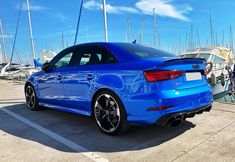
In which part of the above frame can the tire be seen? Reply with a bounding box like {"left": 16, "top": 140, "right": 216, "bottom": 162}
{"left": 93, "top": 90, "right": 129, "bottom": 135}
{"left": 25, "top": 83, "right": 40, "bottom": 111}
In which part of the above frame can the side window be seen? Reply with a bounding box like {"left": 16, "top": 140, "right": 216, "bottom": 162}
{"left": 80, "top": 54, "right": 92, "bottom": 65}
{"left": 101, "top": 48, "right": 117, "bottom": 64}
{"left": 76, "top": 46, "right": 117, "bottom": 66}
{"left": 53, "top": 52, "right": 73, "bottom": 69}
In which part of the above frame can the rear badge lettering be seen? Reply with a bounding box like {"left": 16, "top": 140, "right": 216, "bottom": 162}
{"left": 192, "top": 64, "right": 199, "bottom": 69}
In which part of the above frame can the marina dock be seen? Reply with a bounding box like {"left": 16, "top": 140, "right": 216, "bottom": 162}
{"left": 0, "top": 79, "right": 234, "bottom": 162}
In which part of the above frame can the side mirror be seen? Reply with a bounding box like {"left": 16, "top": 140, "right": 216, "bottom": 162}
{"left": 41, "top": 62, "right": 50, "bottom": 71}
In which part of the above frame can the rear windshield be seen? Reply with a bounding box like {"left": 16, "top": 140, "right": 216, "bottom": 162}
{"left": 116, "top": 43, "right": 176, "bottom": 58}
{"left": 181, "top": 54, "right": 197, "bottom": 58}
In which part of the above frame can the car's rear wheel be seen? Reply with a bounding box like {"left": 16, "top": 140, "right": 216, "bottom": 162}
{"left": 93, "top": 90, "right": 129, "bottom": 135}
{"left": 25, "top": 84, "right": 40, "bottom": 111}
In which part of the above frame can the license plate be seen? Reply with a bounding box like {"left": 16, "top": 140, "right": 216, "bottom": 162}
{"left": 185, "top": 72, "right": 202, "bottom": 81}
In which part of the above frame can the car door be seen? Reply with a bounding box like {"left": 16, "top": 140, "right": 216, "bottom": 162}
{"left": 37, "top": 48, "right": 74, "bottom": 106}
{"left": 63, "top": 45, "right": 117, "bottom": 115}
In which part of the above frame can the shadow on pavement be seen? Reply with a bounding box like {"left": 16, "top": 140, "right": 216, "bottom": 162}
{"left": 0, "top": 103, "right": 196, "bottom": 153}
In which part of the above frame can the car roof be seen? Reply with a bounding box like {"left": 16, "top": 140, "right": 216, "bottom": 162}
{"left": 75, "top": 42, "right": 131, "bottom": 46}
{"left": 68, "top": 42, "right": 140, "bottom": 62}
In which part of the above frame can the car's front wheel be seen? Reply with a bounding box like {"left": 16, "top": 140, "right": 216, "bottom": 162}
{"left": 25, "top": 83, "right": 40, "bottom": 111}
{"left": 93, "top": 90, "right": 129, "bottom": 135}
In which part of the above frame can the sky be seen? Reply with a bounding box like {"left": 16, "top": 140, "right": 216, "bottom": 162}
{"left": 0, "top": 0, "right": 235, "bottom": 64}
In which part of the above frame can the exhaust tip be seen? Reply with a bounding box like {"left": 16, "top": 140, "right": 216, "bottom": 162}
{"left": 167, "top": 116, "right": 183, "bottom": 127}
{"left": 186, "top": 113, "right": 195, "bottom": 118}
{"left": 196, "top": 110, "right": 204, "bottom": 114}
{"left": 170, "top": 118, "right": 183, "bottom": 127}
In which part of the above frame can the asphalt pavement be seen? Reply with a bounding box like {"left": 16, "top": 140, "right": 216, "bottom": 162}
{"left": 0, "top": 80, "right": 234, "bottom": 162}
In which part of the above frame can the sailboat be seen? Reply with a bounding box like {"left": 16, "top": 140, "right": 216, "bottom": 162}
{"left": 180, "top": 13, "right": 235, "bottom": 96}
{"left": 33, "top": 49, "right": 56, "bottom": 67}
{"left": 180, "top": 47, "right": 235, "bottom": 96}
{"left": 0, "top": 0, "right": 39, "bottom": 80}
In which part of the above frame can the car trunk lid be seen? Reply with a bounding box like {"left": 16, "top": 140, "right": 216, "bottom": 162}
{"left": 144, "top": 58, "right": 208, "bottom": 90}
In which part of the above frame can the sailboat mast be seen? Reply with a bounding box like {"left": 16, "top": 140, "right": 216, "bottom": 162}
{"left": 0, "top": 19, "right": 7, "bottom": 63}
{"left": 26, "top": 0, "right": 36, "bottom": 64}
{"left": 102, "top": 0, "right": 108, "bottom": 42}
{"left": 61, "top": 32, "right": 65, "bottom": 49}
{"left": 222, "top": 30, "right": 224, "bottom": 46}
{"left": 229, "top": 26, "right": 234, "bottom": 51}
{"left": 74, "top": 0, "right": 83, "bottom": 45}
{"left": 139, "top": 18, "right": 143, "bottom": 44}
{"left": 185, "top": 32, "right": 190, "bottom": 50}
{"left": 196, "top": 28, "right": 201, "bottom": 47}
{"left": 153, "top": 8, "right": 157, "bottom": 48}
{"left": 215, "top": 33, "right": 218, "bottom": 46}
{"left": 209, "top": 13, "right": 214, "bottom": 46}
{"left": 127, "top": 17, "right": 131, "bottom": 42}
{"left": 189, "top": 24, "right": 194, "bottom": 49}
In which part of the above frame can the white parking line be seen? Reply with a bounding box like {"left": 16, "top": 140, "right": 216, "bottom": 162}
{"left": 0, "top": 107, "right": 109, "bottom": 162}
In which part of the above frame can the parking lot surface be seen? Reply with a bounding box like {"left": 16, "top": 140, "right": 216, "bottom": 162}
{"left": 0, "top": 80, "right": 235, "bottom": 162}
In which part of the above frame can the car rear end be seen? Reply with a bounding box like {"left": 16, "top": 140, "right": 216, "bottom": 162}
{"left": 113, "top": 43, "right": 213, "bottom": 126}
{"left": 142, "top": 58, "right": 212, "bottom": 126}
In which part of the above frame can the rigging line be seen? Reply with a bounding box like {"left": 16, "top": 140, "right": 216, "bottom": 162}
{"left": 9, "top": 37, "right": 22, "bottom": 64}
{"left": 9, "top": 0, "right": 23, "bottom": 73}
{"left": 74, "top": 0, "right": 84, "bottom": 45}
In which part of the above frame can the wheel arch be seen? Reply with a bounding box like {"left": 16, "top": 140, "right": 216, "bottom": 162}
{"left": 24, "top": 81, "right": 33, "bottom": 92}
{"left": 24, "top": 81, "right": 38, "bottom": 97}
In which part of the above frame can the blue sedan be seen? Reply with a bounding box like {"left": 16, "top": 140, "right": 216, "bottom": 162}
{"left": 25, "top": 42, "right": 213, "bottom": 135}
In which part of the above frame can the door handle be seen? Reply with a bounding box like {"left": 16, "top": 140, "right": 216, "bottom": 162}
{"left": 57, "top": 74, "right": 63, "bottom": 80}
{"left": 86, "top": 74, "right": 94, "bottom": 80}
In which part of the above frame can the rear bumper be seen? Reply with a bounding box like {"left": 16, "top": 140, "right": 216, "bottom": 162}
{"left": 125, "top": 85, "right": 213, "bottom": 125}
{"left": 156, "top": 104, "right": 212, "bottom": 126}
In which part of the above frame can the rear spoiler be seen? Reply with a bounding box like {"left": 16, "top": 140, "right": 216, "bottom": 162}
{"left": 164, "top": 58, "right": 206, "bottom": 63}
{"left": 163, "top": 58, "right": 206, "bottom": 66}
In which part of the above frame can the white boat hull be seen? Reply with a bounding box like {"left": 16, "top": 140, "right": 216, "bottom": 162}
{"left": 212, "top": 80, "right": 230, "bottom": 96}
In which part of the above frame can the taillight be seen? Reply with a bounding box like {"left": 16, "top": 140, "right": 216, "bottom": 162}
{"left": 144, "top": 70, "right": 184, "bottom": 82}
